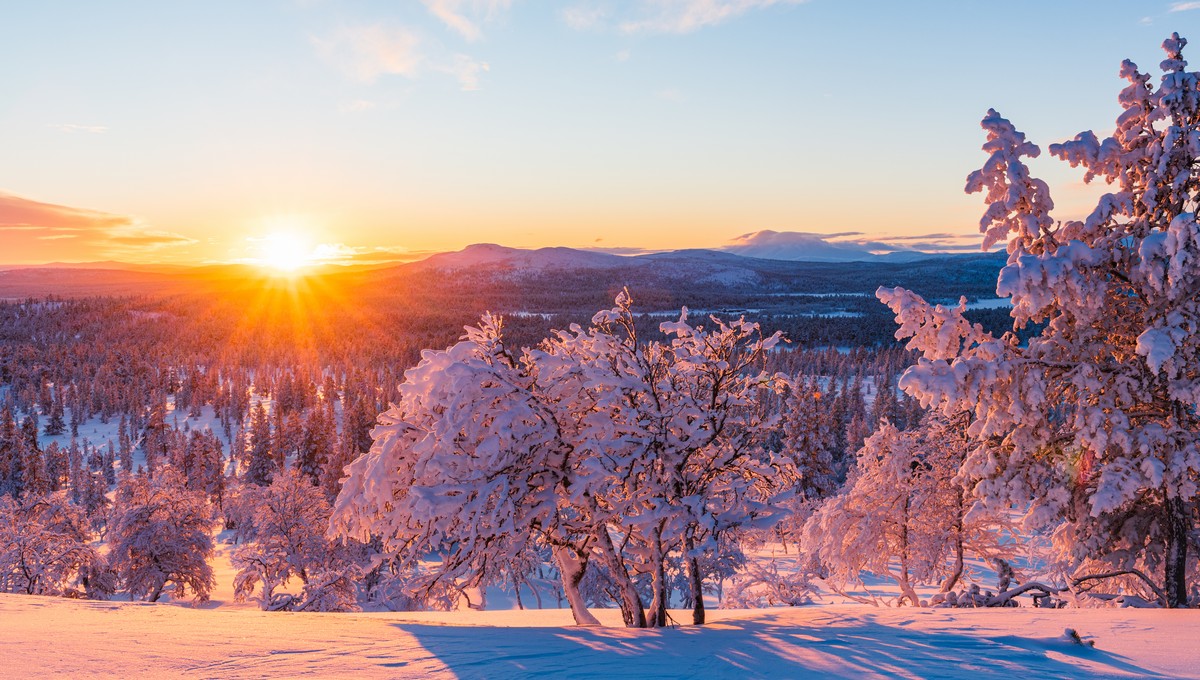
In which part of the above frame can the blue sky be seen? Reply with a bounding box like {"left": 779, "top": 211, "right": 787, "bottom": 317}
{"left": 0, "top": 1, "right": 1196, "bottom": 264}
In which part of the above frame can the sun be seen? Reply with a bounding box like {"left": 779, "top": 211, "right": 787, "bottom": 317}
{"left": 257, "top": 231, "right": 315, "bottom": 275}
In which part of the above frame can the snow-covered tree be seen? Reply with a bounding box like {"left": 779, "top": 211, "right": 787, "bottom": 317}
{"left": 233, "top": 469, "right": 358, "bottom": 612}
{"left": 803, "top": 413, "right": 1007, "bottom": 605}
{"left": 0, "top": 406, "right": 28, "bottom": 499}
{"left": 877, "top": 34, "right": 1200, "bottom": 607}
{"left": 244, "top": 402, "right": 274, "bottom": 487}
{"left": 331, "top": 293, "right": 794, "bottom": 627}
{"left": 297, "top": 403, "right": 334, "bottom": 486}
{"left": 782, "top": 376, "right": 839, "bottom": 501}
{"left": 0, "top": 491, "right": 103, "bottom": 597}
{"left": 331, "top": 311, "right": 600, "bottom": 623}
{"left": 804, "top": 422, "right": 939, "bottom": 605}
{"left": 108, "top": 469, "right": 214, "bottom": 602}
{"left": 542, "top": 295, "right": 791, "bottom": 625}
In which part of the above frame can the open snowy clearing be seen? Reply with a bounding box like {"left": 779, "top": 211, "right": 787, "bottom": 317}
{"left": 2, "top": 595, "right": 1197, "bottom": 679}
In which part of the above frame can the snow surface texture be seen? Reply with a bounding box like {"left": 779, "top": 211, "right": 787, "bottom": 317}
{"left": 1, "top": 594, "right": 1193, "bottom": 679}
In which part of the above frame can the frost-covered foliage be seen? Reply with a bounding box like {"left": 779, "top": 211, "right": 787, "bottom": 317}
{"left": 877, "top": 34, "right": 1200, "bottom": 607}
{"left": 233, "top": 469, "right": 359, "bottom": 612}
{"left": 331, "top": 292, "right": 797, "bottom": 627}
{"left": 108, "top": 468, "right": 214, "bottom": 603}
{"left": 722, "top": 559, "right": 816, "bottom": 609}
{"left": 0, "top": 491, "right": 105, "bottom": 597}
{"left": 803, "top": 414, "right": 1005, "bottom": 605}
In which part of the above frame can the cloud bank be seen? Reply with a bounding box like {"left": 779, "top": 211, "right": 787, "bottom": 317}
{"left": 0, "top": 192, "right": 195, "bottom": 264}
{"left": 720, "top": 229, "right": 986, "bottom": 261}
{"left": 561, "top": 0, "right": 808, "bottom": 34}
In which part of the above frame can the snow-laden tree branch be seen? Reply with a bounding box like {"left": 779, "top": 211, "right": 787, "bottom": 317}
{"left": 329, "top": 292, "right": 799, "bottom": 627}
{"left": 876, "top": 33, "right": 1200, "bottom": 608}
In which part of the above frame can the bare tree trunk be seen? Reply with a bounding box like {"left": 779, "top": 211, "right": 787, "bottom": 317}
{"left": 941, "top": 490, "right": 965, "bottom": 593}
{"left": 685, "top": 549, "right": 705, "bottom": 625}
{"left": 551, "top": 545, "right": 600, "bottom": 626}
{"left": 594, "top": 528, "right": 646, "bottom": 628}
{"left": 897, "top": 496, "right": 919, "bottom": 606}
{"left": 646, "top": 529, "right": 668, "bottom": 628}
{"left": 513, "top": 575, "right": 524, "bottom": 610}
{"left": 1164, "top": 495, "right": 1189, "bottom": 609}
{"left": 683, "top": 532, "right": 706, "bottom": 624}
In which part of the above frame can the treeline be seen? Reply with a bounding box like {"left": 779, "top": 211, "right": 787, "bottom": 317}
{"left": 0, "top": 287, "right": 929, "bottom": 610}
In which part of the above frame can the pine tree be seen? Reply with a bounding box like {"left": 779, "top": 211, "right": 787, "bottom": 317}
{"left": 44, "top": 389, "right": 65, "bottom": 437}
{"left": 140, "top": 403, "right": 171, "bottom": 478}
{"left": 0, "top": 407, "right": 27, "bottom": 499}
{"left": 783, "top": 376, "right": 838, "bottom": 500}
{"left": 244, "top": 402, "right": 274, "bottom": 487}
{"left": 297, "top": 405, "right": 333, "bottom": 485}
{"left": 117, "top": 415, "right": 133, "bottom": 473}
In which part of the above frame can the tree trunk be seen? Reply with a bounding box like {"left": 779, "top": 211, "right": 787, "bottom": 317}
{"left": 645, "top": 525, "right": 670, "bottom": 627}
{"left": 552, "top": 545, "right": 600, "bottom": 626}
{"left": 686, "top": 534, "right": 700, "bottom": 623}
{"left": 647, "top": 534, "right": 668, "bottom": 627}
{"left": 1164, "top": 495, "right": 1189, "bottom": 609}
{"left": 897, "top": 496, "right": 919, "bottom": 606}
{"left": 594, "top": 528, "right": 646, "bottom": 628}
{"left": 940, "top": 490, "right": 964, "bottom": 593}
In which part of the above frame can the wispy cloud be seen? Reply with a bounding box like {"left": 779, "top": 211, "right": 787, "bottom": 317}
{"left": 620, "top": 0, "right": 808, "bottom": 34}
{"left": 1169, "top": 2, "right": 1200, "bottom": 11}
{"left": 582, "top": 245, "right": 663, "bottom": 256}
{"left": 48, "top": 123, "right": 108, "bottom": 134}
{"left": 720, "top": 229, "right": 987, "bottom": 260}
{"left": 561, "top": 4, "right": 610, "bottom": 31}
{"left": 313, "top": 25, "right": 423, "bottom": 83}
{"left": 311, "top": 243, "right": 433, "bottom": 265}
{"left": 314, "top": 23, "right": 490, "bottom": 91}
{"left": 421, "top": 0, "right": 512, "bottom": 41}
{"left": 0, "top": 191, "right": 195, "bottom": 262}
{"left": 0, "top": 192, "right": 131, "bottom": 231}
{"left": 436, "top": 53, "right": 491, "bottom": 90}
{"left": 106, "top": 229, "right": 197, "bottom": 248}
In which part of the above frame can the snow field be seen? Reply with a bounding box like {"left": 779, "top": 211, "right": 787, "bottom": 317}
{"left": 2, "top": 593, "right": 1196, "bottom": 679}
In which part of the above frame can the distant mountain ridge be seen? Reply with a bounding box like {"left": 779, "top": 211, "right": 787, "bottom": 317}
{"left": 409, "top": 244, "right": 627, "bottom": 271}
{"left": 0, "top": 243, "right": 1006, "bottom": 303}
{"left": 408, "top": 242, "right": 961, "bottom": 274}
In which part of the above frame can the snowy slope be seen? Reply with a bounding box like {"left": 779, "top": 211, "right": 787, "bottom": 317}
{"left": 0, "top": 594, "right": 1193, "bottom": 679}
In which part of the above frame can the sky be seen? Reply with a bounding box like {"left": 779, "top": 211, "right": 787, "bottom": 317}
{"left": 0, "top": 0, "right": 1197, "bottom": 266}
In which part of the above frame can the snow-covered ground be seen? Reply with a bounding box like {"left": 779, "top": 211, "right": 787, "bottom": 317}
{"left": 8, "top": 538, "right": 1197, "bottom": 679}
{"left": 2, "top": 593, "right": 1195, "bottom": 678}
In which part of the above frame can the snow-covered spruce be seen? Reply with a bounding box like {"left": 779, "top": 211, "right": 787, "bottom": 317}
{"left": 877, "top": 34, "right": 1200, "bottom": 608}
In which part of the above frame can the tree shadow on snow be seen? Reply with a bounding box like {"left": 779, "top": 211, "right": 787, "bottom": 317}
{"left": 391, "top": 612, "right": 1166, "bottom": 679}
